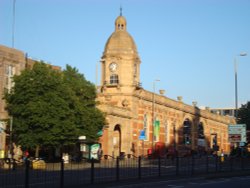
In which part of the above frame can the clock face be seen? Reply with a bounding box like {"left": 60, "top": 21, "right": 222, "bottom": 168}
{"left": 109, "top": 63, "right": 117, "bottom": 72}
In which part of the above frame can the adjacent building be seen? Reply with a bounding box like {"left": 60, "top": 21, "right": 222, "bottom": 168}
{"left": 210, "top": 108, "right": 236, "bottom": 118}
{"left": 0, "top": 45, "right": 60, "bottom": 158}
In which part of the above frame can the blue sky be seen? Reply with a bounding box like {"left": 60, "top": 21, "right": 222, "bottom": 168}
{"left": 1, "top": 0, "right": 250, "bottom": 109}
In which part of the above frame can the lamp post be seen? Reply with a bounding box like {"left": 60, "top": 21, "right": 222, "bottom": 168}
{"left": 173, "top": 121, "right": 176, "bottom": 155}
{"left": 152, "top": 79, "right": 160, "bottom": 149}
{"left": 234, "top": 52, "right": 247, "bottom": 118}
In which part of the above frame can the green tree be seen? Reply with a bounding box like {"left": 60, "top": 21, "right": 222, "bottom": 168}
{"left": 63, "top": 65, "right": 105, "bottom": 141}
{"left": 238, "top": 101, "right": 250, "bottom": 130}
{"left": 4, "top": 63, "right": 105, "bottom": 156}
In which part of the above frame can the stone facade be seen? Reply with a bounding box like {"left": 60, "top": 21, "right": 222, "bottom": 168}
{"left": 97, "top": 15, "right": 235, "bottom": 157}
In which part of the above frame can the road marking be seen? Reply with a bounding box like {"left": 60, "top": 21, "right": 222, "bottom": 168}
{"left": 200, "top": 178, "right": 230, "bottom": 185}
{"left": 109, "top": 177, "right": 205, "bottom": 187}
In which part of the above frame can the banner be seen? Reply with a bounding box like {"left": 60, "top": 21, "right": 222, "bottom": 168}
{"left": 154, "top": 120, "right": 160, "bottom": 141}
{"left": 90, "top": 144, "right": 100, "bottom": 160}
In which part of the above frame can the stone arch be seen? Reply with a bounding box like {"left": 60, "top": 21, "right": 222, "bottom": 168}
{"left": 113, "top": 124, "right": 121, "bottom": 157}
{"left": 198, "top": 122, "right": 205, "bottom": 139}
{"left": 182, "top": 118, "right": 192, "bottom": 146}
{"left": 197, "top": 121, "right": 207, "bottom": 152}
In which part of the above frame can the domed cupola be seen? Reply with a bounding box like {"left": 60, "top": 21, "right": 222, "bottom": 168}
{"left": 103, "top": 13, "right": 139, "bottom": 58}
{"left": 100, "top": 11, "right": 141, "bottom": 93}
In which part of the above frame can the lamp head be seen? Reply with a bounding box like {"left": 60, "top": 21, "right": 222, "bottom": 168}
{"left": 240, "top": 52, "right": 247, "bottom": 56}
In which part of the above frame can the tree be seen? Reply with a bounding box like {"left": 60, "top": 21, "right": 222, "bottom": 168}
{"left": 4, "top": 63, "right": 105, "bottom": 156}
{"left": 62, "top": 65, "right": 105, "bottom": 141}
{"left": 237, "top": 101, "right": 250, "bottom": 130}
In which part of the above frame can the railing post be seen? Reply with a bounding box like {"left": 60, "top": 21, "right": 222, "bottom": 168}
{"left": 138, "top": 156, "right": 141, "bottom": 179}
{"left": 158, "top": 156, "right": 161, "bottom": 177}
{"left": 215, "top": 155, "right": 218, "bottom": 172}
{"left": 91, "top": 158, "right": 94, "bottom": 184}
{"left": 116, "top": 157, "right": 120, "bottom": 182}
{"left": 230, "top": 157, "right": 233, "bottom": 172}
{"left": 191, "top": 155, "right": 195, "bottom": 175}
{"left": 206, "top": 155, "right": 209, "bottom": 173}
{"left": 24, "top": 159, "right": 30, "bottom": 188}
{"left": 60, "top": 159, "right": 64, "bottom": 188}
{"left": 176, "top": 156, "right": 179, "bottom": 176}
{"left": 241, "top": 156, "right": 244, "bottom": 170}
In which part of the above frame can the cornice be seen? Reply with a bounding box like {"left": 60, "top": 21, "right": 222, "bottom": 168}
{"left": 133, "top": 89, "right": 235, "bottom": 125}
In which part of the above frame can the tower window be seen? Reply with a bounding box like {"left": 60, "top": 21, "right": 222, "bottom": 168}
{"left": 110, "top": 74, "right": 119, "bottom": 85}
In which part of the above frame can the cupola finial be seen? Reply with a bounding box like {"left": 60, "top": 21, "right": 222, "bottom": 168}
{"left": 120, "top": 5, "right": 122, "bottom": 16}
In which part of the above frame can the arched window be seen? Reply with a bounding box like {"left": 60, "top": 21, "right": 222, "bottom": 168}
{"left": 183, "top": 119, "right": 192, "bottom": 145}
{"left": 198, "top": 122, "right": 205, "bottom": 139}
{"left": 110, "top": 74, "right": 119, "bottom": 85}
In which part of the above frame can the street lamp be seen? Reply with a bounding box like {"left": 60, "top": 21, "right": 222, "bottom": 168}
{"left": 152, "top": 79, "right": 160, "bottom": 149}
{"left": 234, "top": 52, "right": 247, "bottom": 118}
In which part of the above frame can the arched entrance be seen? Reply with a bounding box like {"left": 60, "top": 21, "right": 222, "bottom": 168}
{"left": 183, "top": 119, "right": 192, "bottom": 146}
{"left": 113, "top": 124, "right": 121, "bottom": 157}
{"left": 197, "top": 122, "right": 206, "bottom": 152}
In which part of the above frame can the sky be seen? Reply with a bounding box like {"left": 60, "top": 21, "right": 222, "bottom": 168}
{"left": 1, "top": 0, "right": 250, "bottom": 109}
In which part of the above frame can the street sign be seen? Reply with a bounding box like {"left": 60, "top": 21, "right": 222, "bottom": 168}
{"left": 139, "top": 130, "right": 146, "bottom": 140}
{"left": 228, "top": 124, "right": 246, "bottom": 143}
{"left": 229, "top": 134, "right": 241, "bottom": 142}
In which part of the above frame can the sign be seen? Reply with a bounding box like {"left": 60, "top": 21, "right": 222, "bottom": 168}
{"left": 139, "top": 130, "right": 146, "bottom": 140}
{"left": 229, "top": 134, "right": 241, "bottom": 142}
{"left": 78, "top": 135, "right": 86, "bottom": 140}
{"left": 90, "top": 144, "right": 100, "bottom": 160}
{"left": 97, "top": 130, "right": 103, "bottom": 136}
{"left": 228, "top": 124, "right": 246, "bottom": 143}
{"left": 154, "top": 120, "right": 160, "bottom": 141}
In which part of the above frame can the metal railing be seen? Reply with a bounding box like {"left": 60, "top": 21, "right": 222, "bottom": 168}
{"left": 1, "top": 155, "right": 250, "bottom": 188}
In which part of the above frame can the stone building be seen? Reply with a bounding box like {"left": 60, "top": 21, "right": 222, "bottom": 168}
{"left": 0, "top": 45, "right": 60, "bottom": 158}
{"left": 97, "top": 14, "right": 235, "bottom": 157}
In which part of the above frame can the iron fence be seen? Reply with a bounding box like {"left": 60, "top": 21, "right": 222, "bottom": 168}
{"left": 1, "top": 155, "right": 250, "bottom": 188}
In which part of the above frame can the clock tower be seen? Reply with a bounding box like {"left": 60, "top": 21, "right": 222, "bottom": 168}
{"left": 100, "top": 14, "right": 141, "bottom": 93}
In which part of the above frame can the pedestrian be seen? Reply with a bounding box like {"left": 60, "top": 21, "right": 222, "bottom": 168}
{"left": 23, "top": 150, "right": 29, "bottom": 161}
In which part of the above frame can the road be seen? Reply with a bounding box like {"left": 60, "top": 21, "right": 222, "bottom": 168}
{"left": 105, "top": 176, "right": 250, "bottom": 188}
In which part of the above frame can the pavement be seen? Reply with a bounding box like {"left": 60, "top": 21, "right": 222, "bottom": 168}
{"left": 70, "top": 169, "right": 250, "bottom": 188}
